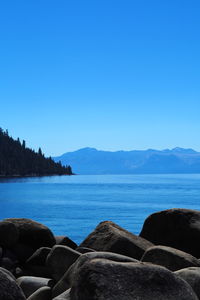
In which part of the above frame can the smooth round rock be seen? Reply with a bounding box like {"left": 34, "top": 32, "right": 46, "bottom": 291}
{"left": 75, "top": 247, "right": 95, "bottom": 254}
{"left": 17, "top": 276, "right": 55, "bottom": 298}
{"left": 142, "top": 245, "right": 200, "bottom": 271}
{"left": 70, "top": 259, "right": 198, "bottom": 300}
{"left": 27, "top": 286, "right": 52, "bottom": 300}
{"left": 0, "top": 268, "right": 26, "bottom": 300}
{"left": 11, "top": 242, "right": 35, "bottom": 263}
{"left": 55, "top": 236, "right": 77, "bottom": 250}
{"left": 52, "top": 251, "right": 138, "bottom": 297}
{"left": 80, "top": 220, "right": 153, "bottom": 260}
{"left": 46, "top": 245, "right": 80, "bottom": 281}
{"left": 140, "top": 208, "right": 200, "bottom": 257}
{"left": 53, "top": 289, "right": 71, "bottom": 300}
{"left": 0, "top": 221, "right": 19, "bottom": 247}
{"left": 4, "top": 218, "right": 56, "bottom": 250}
{"left": 175, "top": 267, "right": 200, "bottom": 299}
{"left": 26, "top": 247, "right": 51, "bottom": 266}
{"left": 0, "top": 267, "right": 16, "bottom": 280}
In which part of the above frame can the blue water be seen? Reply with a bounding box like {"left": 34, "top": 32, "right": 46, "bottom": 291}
{"left": 0, "top": 174, "right": 200, "bottom": 244}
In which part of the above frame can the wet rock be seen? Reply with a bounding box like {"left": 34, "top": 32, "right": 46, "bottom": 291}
{"left": 141, "top": 245, "right": 200, "bottom": 271}
{"left": 70, "top": 259, "right": 198, "bottom": 300}
{"left": 80, "top": 221, "right": 153, "bottom": 260}
{"left": 140, "top": 208, "right": 200, "bottom": 257}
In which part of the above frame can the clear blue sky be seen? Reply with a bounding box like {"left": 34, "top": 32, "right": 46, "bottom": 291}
{"left": 1, "top": 0, "right": 200, "bottom": 156}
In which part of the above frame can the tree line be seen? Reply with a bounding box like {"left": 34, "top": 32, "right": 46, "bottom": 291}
{"left": 0, "top": 128, "right": 73, "bottom": 176}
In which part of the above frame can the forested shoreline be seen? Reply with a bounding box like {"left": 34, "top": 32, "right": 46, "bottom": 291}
{"left": 0, "top": 128, "right": 73, "bottom": 176}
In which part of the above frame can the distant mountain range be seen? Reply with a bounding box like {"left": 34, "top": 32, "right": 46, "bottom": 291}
{"left": 53, "top": 147, "right": 200, "bottom": 175}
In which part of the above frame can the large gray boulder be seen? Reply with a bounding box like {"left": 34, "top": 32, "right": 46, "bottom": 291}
{"left": 141, "top": 245, "right": 200, "bottom": 271}
{"left": 140, "top": 208, "right": 200, "bottom": 257}
{"left": 75, "top": 247, "right": 95, "bottom": 254}
{"left": 80, "top": 221, "right": 153, "bottom": 259}
{"left": 0, "top": 267, "right": 16, "bottom": 280}
{"left": 12, "top": 242, "right": 35, "bottom": 263}
{"left": 55, "top": 236, "right": 77, "bottom": 250}
{"left": 27, "top": 286, "right": 52, "bottom": 300}
{"left": 0, "top": 221, "right": 19, "bottom": 247}
{"left": 46, "top": 245, "right": 81, "bottom": 281}
{"left": 52, "top": 251, "right": 138, "bottom": 297}
{"left": 1, "top": 248, "right": 18, "bottom": 272}
{"left": 25, "top": 247, "right": 52, "bottom": 277}
{"left": 53, "top": 289, "right": 71, "bottom": 300}
{"left": 175, "top": 267, "right": 200, "bottom": 299}
{"left": 17, "top": 276, "right": 54, "bottom": 298}
{"left": 26, "top": 247, "right": 51, "bottom": 266}
{"left": 70, "top": 259, "right": 198, "bottom": 300}
{"left": 4, "top": 218, "right": 56, "bottom": 250}
{"left": 0, "top": 268, "right": 26, "bottom": 300}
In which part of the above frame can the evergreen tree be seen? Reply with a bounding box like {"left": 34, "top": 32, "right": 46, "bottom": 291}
{"left": 0, "top": 128, "right": 73, "bottom": 176}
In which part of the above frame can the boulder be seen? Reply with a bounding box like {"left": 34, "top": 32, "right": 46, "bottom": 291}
{"left": 11, "top": 242, "right": 35, "bottom": 262}
{"left": 1, "top": 257, "right": 16, "bottom": 272}
{"left": 27, "top": 286, "right": 52, "bottom": 300}
{"left": 0, "top": 221, "right": 19, "bottom": 247}
{"left": 175, "top": 267, "right": 200, "bottom": 299}
{"left": 1, "top": 248, "right": 18, "bottom": 272}
{"left": 52, "top": 251, "right": 138, "bottom": 297}
{"left": 4, "top": 218, "right": 56, "bottom": 250}
{"left": 75, "top": 247, "right": 95, "bottom": 254}
{"left": 53, "top": 289, "right": 71, "bottom": 300}
{"left": 140, "top": 208, "right": 200, "bottom": 257}
{"left": 0, "top": 266, "right": 16, "bottom": 280}
{"left": 79, "top": 221, "right": 153, "bottom": 259}
{"left": 141, "top": 245, "right": 200, "bottom": 271}
{"left": 25, "top": 247, "right": 52, "bottom": 277}
{"left": 0, "top": 267, "right": 26, "bottom": 299}
{"left": 26, "top": 247, "right": 51, "bottom": 266}
{"left": 25, "top": 265, "right": 52, "bottom": 278}
{"left": 70, "top": 259, "right": 198, "bottom": 300}
{"left": 46, "top": 245, "right": 81, "bottom": 281}
{"left": 17, "top": 276, "right": 55, "bottom": 298}
{"left": 15, "top": 267, "right": 25, "bottom": 278}
{"left": 55, "top": 236, "right": 77, "bottom": 250}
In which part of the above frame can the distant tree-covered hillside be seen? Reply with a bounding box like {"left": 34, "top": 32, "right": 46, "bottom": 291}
{"left": 0, "top": 128, "right": 73, "bottom": 176}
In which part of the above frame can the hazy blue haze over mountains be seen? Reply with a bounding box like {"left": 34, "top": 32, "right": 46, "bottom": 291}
{"left": 54, "top": 147, "right": 200, "bottom": 175}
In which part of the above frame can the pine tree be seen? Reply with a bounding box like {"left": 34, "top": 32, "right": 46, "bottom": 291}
{"left": 0, "top": 128, "right": 73, "bottom": 176}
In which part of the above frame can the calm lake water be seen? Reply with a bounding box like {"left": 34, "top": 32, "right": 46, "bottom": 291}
{"left": 0, "top": 174, "right": 200, "bottom": 244}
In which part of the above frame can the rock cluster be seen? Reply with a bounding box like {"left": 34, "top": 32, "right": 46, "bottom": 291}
{"left": 1, "top": 209, "right": 200, "bottom": 299}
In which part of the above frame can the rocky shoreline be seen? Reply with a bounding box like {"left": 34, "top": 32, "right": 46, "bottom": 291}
{"left": 1, "top": 208, "right": 200, "bottom": 299}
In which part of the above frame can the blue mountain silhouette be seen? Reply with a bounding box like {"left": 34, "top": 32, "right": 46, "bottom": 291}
{"left": 53, "top": 147, "right": 200, "bottom": 174}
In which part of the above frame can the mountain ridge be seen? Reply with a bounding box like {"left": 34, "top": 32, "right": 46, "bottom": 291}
{"left": 54, "top": 147, "right": 200, "bottom": 175}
